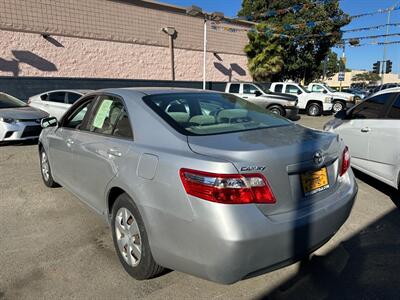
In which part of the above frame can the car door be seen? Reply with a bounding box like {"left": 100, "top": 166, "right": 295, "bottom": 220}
{"left": 241, "top": 84, "right": 262, "bottom": 104}
{"left": 69, "top": 95, "right": 133, "bottom": 213}
{"left": 335, "top": 93, "right": 393, "bottom": 171}
{"left": 285, "top": 84, "right": 306, "bottom": 109}
{"left": 47, "top": 96, "right": 96, "bottom": 189}
{"left": 47, "top": 91, "right": 70, "bottom": 120}
{"left": 366, "top": 94, "right": 400, "bottom": 186}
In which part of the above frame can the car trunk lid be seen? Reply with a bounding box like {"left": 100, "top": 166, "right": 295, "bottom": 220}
{"left": 187, "top": 124, "right": 341, "bottom": 216}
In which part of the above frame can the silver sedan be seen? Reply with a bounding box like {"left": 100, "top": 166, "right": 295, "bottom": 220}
{"left": 38, "top": 88, "right": 357, "bottom": 284}
{"left": 0, "top": 92, "right": 48, "bottom": 142}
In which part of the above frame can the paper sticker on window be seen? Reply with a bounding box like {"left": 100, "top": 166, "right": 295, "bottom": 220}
{"left": 93, "top": 99, "right": 113, "bottom": 128}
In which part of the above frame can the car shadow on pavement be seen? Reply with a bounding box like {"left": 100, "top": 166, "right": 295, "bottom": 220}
{"left": 0, "top": 139, "right": 38, "bottom": 147}
{"left": 352, "top": 168, "right": 400, "bottom": 208}
{"left": 256, "top": 171, "right": 400, "bottom": 300}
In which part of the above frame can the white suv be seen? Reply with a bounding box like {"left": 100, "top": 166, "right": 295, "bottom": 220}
{"left": 268, "top": 82, "right": 333, "bottom": 116}
{"left": 28, "top": 89, "right": 92, "bottom": 120}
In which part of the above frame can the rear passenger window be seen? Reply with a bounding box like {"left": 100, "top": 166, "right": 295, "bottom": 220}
{"left": 67, "top": 93, "right": 82, "bottom": 104}
{"left": 351, "top": 93, "right": 392, "bottom": 119}
{"left": 48, "top": 92, "right": 66, "bottom": 103}
{"left": 88, "top": 96, "right": 132, "bottom": 138}
{"left": 275, "top": 84, "right": 283, "bottom": 93}
{"left": 388, "top": 97, "right": 400, "bottom": 119}
{"left": 229, "top": 84, "right": 240, "bottom": 93}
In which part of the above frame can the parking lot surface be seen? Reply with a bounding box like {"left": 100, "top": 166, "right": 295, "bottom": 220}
{"left": 1, "top": 115, "right": 399, "bottom": 299}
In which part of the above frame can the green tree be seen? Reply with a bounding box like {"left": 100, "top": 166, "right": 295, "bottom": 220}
{"left": 352, "top": 72, "right": 381, "bottom": 85}
{"left": 244, "top": 24, "right": 284, "bottom": 81}
{"left": 239, "top": 0, "right": 350, "bottom": 83}
{"left": 319, "top": 50, "right": 348, "bottom": 79}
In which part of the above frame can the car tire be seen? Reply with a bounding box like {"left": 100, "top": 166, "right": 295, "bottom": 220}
{"left": 307, "top": 103, "right": 322, "bottom": 117}
{"left": 332, "top": 101, "right": 345, "bottom": 113}
{"left": 39, "top": 147, "right": 59, "bottom": 188}
{"left": 269, "top": 105, "right": 284, "bottom": 116}
{"left": 111, "top": 193, "right": 164, "bottom": 280}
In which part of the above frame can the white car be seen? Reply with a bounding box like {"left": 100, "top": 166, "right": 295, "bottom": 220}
{"left": 324, "top": 88, "right": 400, "bottom": 189}
{"left": 0, "top": 92, "right": 48, "bottom": 142}
{"left": 268, "top": 82, "right": 333, "bottom": 116}
{"left": 28, "top": 89, "right": 92, "bottom": 120}
{"left": 308, "top": 83, "right": 356, "bottom": 113}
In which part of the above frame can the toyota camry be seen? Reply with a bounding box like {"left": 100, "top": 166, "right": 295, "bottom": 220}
{"left": 38, "top": 88, "right": 357, "bottom": 284}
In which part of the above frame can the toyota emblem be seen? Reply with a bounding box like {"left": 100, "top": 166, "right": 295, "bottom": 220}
{"left": 313, "top": 151, "right": 324, "bottom": 166}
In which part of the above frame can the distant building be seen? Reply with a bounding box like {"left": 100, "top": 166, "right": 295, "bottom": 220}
{"left": 325, "top": 70, "right": 400, "bottom": 88}
{"left": 0, "top": 0, "right": 252, "bottom": 82}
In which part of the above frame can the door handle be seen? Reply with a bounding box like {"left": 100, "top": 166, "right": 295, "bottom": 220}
{"left": 242, "top": 96, "right": 248, "bottom": 99}
{"left": 107, "top": 149, "right": 122, "bottom": 157}
{"left": 361, "top": 127, "right": 371, "bottom": 133}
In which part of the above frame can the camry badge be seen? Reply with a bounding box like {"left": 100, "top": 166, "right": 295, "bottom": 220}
{"left": 241, "top": 166, "right": 266, "bottom": 172}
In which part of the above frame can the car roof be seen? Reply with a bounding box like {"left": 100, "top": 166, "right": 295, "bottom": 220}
{"left": 94, "top": 87, "right": 224, "bottom": 96}
{"left": 40, "top": 89, "right": 93, "bottom": 94}
{"left": 373, "top": 87, "right": 400, "bottom": 96}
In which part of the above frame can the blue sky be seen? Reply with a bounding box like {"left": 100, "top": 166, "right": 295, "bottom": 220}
{"left": 164, "top": 0, "right": 400, "bottom": 73}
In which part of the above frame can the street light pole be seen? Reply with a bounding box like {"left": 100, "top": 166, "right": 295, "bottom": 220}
{"left": 382, "top": 10, "right": 391, "bottom": 84}
{"left": 186, "top": 6, "right": 224, "bottom": 91}
{"left": 203, "top": 18, "right": 207, "bottom": 90}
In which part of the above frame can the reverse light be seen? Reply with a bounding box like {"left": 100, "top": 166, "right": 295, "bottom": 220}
{"left": 179, "top": 168, "right": 276, "bottom": 204}
{"left": 340, "top": 146, "right": 350, "bottom": 176}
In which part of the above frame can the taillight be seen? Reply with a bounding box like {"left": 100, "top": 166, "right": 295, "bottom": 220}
{"left": 179, "top": 168, "right": 276, "bottom": 204}
{"left": 340, "top": 146, "right": 350, "bottom": 176}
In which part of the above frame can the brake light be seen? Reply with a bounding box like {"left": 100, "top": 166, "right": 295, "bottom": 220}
{"left": 340, "top": 146, "right": 350, "bottom": 176}
{"left": 179, "top": 168, "right": 276, "bottom": 204}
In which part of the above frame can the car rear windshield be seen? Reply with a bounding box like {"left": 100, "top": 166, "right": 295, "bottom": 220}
{"left": 0, "top": 93, "right": 27, "bottom": 109}
{"left": 143, "top": 92, "right": 290, "bottom": 136}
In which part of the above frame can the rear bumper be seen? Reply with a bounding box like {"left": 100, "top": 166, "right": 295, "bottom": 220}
{"left": 149, "top": 170, "right": 357, "bottom": 284}
{"left": 284, "top": 107, "right": 300, "bottom": 120}
{"left": 0, "top": 121, "right": 42, "bottom": 142}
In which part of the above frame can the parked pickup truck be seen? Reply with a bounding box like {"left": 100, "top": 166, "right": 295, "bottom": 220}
{"left": 266, "top": 82, "right": 333, "bottom": 116}
{"left": 225, "top": 82, "right": 300, "bottom": 120}
{"left": 307, "top": 83, "right": 356, "bottom": 113}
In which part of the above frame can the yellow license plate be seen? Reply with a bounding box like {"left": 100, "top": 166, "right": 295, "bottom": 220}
{"left": 301, "top": 167, "right": 329, "bottom": 196}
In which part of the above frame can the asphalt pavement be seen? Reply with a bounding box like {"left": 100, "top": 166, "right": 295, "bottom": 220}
{"left": 0, "top": 115, "right": 399, "bottom": 299}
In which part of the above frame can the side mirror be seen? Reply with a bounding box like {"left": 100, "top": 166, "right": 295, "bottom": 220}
{"left": 41, "top": 117, "right": 58, "bottom": 128}
{"left": 40, "top": 94, "right": 48, "bottom": 101}
{"left": 254, "top": 90, "right": 262, "bottom": 97}
{"left": 334, "top": 110, "right": 347, "bottom": 120}
{"left": 323, "top": 90, "right": 328, "bottom": 94}
{"left": 297, "top": 90, "right": 302, "bottom": 95}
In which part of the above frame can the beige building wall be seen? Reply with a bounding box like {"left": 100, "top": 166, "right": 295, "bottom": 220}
{"left": 0, "top": 0, "right": 252, "bottom": 81}
{"left": 325, "top": 70, "right": 400, "bottom": 88}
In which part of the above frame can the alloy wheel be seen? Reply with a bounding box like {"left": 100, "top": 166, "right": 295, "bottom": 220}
{"left": 41, "top": 151, "right": 50, "bottom": 182}
{"left": 333, "top": 102, "right": 344, "bottom": 113}
{"left": 115, "top": 207, "right": 142, "bottom": 267}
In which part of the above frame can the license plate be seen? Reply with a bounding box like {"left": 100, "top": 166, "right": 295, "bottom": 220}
{"left": 301, "top": 167, "right": 329, "bottom": 196}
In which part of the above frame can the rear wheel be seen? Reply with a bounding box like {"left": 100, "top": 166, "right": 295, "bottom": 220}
{"left": 39, "top": 147, "right": 59, "bottom": 188}
{"left": 332, "top": 101, "right": 345, "bottom": 113}
{"left": 307, "top": 103, "right": 322, "bottom": 116}
{"left": 111, "top": 193, "right": 164, "bottom": 280}
{"left": 269, "top": 105, "right": 284, "bottom": 116}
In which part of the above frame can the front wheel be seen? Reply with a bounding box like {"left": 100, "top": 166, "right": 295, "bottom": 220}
{"left": 111, "top": 193, "right": 164, "bottom": 280}
{"left": 307, "top": 103, "right": 322, "bottom": 116}
{"left": 39, "top": 147, "right": 59, "bottom": 188}
{"left": 332, "top": 101, "right": 345, "bottom": 113}
{"left": 269, "top": 105, "right": 284, "bottom": 116}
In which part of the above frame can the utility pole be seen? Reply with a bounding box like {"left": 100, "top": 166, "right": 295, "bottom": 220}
{"left": 382, "top": 9, "right": 392, "bottom": 84}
